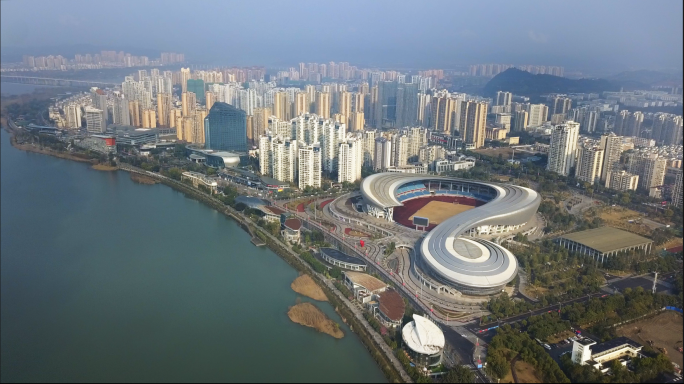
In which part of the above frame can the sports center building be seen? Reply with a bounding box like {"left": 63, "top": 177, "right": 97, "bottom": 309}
{"left": 360, "top": 173, "right": 541, "bottom": 295}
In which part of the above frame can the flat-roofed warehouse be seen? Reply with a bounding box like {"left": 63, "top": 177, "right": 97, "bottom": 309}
{"left": 557, "top": 227, "right": 653, "bottom": 262}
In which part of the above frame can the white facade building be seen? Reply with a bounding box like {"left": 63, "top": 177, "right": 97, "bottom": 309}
{"left": 547, "top": 121, "right": 579, "bottom": 176}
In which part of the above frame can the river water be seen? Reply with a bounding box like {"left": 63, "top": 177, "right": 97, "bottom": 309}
{"left": 0, "top": 129, "right": 385, "bottom": 383}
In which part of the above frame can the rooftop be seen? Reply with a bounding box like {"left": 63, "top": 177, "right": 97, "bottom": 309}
{"left": 321, "top": 248, "right": 366, "bottom": 266}
{"left": 344, "top": 271, "right": 387, "bottom": 292}
{"left": 591, "top": 337, "right": 641, "bottom": 356}
{"left": 284, "top": 218, "right": 302, "bottom": 231}
{"left": 402, "top": 314, "right": 445, "bottom": 355}
{"left": 377, "top": 289, "right": 405, "bottom": 322}
{"left": 559, "top": 227, "right": 653, "bottom": 254}
{"left": 261, "top": 206, "right": 286, "bottom": 215}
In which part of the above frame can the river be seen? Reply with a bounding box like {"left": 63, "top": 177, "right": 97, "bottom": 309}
{"left": 0, "top": 129, "right": 385, "bottom": 383}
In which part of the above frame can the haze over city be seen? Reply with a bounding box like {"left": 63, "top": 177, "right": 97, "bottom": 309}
{"left": 1, "top": 0, "right": 682, "bottom": 72}
{"left": 1, "top": 1, "right": 683, "bottom": 383}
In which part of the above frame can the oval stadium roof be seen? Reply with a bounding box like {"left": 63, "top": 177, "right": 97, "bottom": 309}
{"left": 360, "top": 173, "right": 541, "bottom": 292}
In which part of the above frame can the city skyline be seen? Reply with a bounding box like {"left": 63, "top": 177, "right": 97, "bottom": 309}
{"left": 1, "top": 0, "right": 682, "bottom": 73}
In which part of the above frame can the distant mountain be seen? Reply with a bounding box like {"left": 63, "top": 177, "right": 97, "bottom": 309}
{"left": 606, "top": 70, "right": 683, "bottom": 86}
{"left": 483, "top": 68, "right": 620, "bottom": 98}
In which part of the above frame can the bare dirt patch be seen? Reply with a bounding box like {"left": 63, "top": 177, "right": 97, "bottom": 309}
{"left": 513, "top": 360, "right": 541, "bottom": 383}
{"left": 287, "top": 302, "right": 343, "bottom": 339}
{"left": 588, "top": 206, "right": 653, "bottom": 236}
{"left": 409, "top": 200, "right": 474, "bottom": 225}
{"left": 130, "top": 173, "right": 160, "bottom": 185}
{"left": 291, "top": 274, "right": 328, "bottom": 301}
{"left": 473, "top": 147, "right": 516, "bottom": 159}
{"left": 92, "top": 164, "right": 117, "bottom": 171}
{"left": 616, "top": 311, "right": 683, "bottom": 366}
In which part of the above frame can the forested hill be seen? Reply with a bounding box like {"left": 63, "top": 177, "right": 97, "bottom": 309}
{"left": 483, "top": 68, "right": 620, "bottom": 98}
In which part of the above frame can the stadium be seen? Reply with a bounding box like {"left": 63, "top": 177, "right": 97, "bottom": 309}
{"left": 360, "top": 173, "right": 541, "bottom": 295}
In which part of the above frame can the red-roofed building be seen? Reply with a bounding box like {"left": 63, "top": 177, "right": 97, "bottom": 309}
{"left": 375, "top": 289, "right": 405, "bottom": 328}
{"left": 282, "top": 218, "right": 302, "bottom": 243}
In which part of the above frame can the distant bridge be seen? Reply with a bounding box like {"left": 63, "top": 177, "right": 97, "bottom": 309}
{"left": 0, "top": 75, "right": 117, "bottom": 88}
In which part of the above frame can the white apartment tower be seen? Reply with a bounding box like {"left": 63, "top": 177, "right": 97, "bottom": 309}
{"left": 298, "top": 144, "right": 322, "bottom": 190}
{"left": 547, "top": 121, "right": 580, "bottom": 176}
{"left": 322, "top": 120, "right": 346, "bottom": 173}
{"left": 575, "top": 144, "right": 604, "bottom": 185}
{"left": 338, "top": 138, "right": 363, "bottom": 183}
{"left": 85, "top": 106, "right": 105, "bottom": 133}
{"left": 600, "top": 132, "right": 623, "bottom": 186}
{"left": 527, "top": 104, "right": 549, "bottom": 128}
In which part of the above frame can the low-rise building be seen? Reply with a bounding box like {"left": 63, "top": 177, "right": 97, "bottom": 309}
{"left": 572, "top": 336, "right": 643, "bottom": 374}
{"left": 181, "top": 171, "right": 218, "bottom": 193}
{"left": 344, "top": 271, "right": 387, "bottom": 303}
{"left": 281, "top": 218, "right": 301, "bottom": 243}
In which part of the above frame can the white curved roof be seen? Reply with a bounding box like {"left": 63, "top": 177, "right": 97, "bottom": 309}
{"left": 360, "top": 173, "right": 541, "bottom": 291}
{"left": 402, "top": 314, "right": 445, "bottom": 355}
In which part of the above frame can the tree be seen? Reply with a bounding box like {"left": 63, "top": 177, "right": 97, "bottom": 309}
{"left": 443, "top": 365, "right": 475, "bottom": 383}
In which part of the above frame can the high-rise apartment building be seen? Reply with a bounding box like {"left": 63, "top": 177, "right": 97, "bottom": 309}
{"left": 90, "top": 88, "right": 108, "bottom": 126}
{"left": 205, "top": 91, "right": 215, "bottom": 111}
{"left": 204, "top": 102, "right": 247, "bottom": 152}
{"left": 271, "top": 138, "right": 297, "bottom": 183}
{"left": 575, "top": 144, "right": 604, "bottom": 185}
{"left": 652, "top": 115, "right": 683, "bottom": 145}
{"left": 430, "top": 91, "right": 457, "bottom": 134}
{"left": 608, "top": 170, "right": 639, "bottom": 191}
{"left": 182, "top": 92, "right": 197, "bottom": 117}
{"left": 672, "top": 168, "right": 683, "bottom": 208}
{"left": 547, "top": 121, "right": 580, "bottom": 176}
{"left": 113, "top": 94, "right": 130, "bottom": 126}
{"left": 338, "top": 91, "right": 352, "bottom": 127}
{"left": 362, "top": 130, "right": 377, "bottom": 167}
{"left": 627, "top": 111, "right": 644, "bottom": 137}
{"left": 460, "top": 100, "right": 487, "bottom": 149}
{"left": 294, "top": 92, "right": 308, "bottom": 117}
{"left": 417, "top": 93, "right": 431, "bottom": 127}
{"left": 180, "top": 67, "right": 190, "bottom": 93}
{"left": 66, "top": 104, "right": 82, "bottom": 129}
{"left": 392, "top": 134, "right": 409, "bottom": 167}
{"left": 351, "top": 111, "right": 365, "bottom": 131}
{"left": 513, "top": 110, "right": 528, "bottom": 132}
{"left": 495, "top": 91, "right": 512, "bottom": 107}
{"left": 322, "top": 120, "right": 345, "bottom": 173}
{"left": 316, "top": 91, "right": 331, "bottom": 119}
{"left": 600, "top": 132, "right": 622, "bottom": 185}
{"left": 156, "top": 93, "right": 171, "bottom": 127}
{"left": 85, "top": 106, "right": 105, "bottom": 133}
{"left": 550, "top": 96, "right": 572, "bottom": 116}
{"left": 627, "top": 153, "right": 666, "bottom": 192}
{"left": 614, "top": 110, "right": 630, "bottom": 136}
{"left": 527, "top": 104, "right": 549, "bottom": 128}
{"left": 338, "top": 138, "right": 363, "bottom": 183}
{"left": 298, "top": 144, "right": 322, "bottom": 189}
{"left": 373, "top": 137, "right": 392, "bottom": 171}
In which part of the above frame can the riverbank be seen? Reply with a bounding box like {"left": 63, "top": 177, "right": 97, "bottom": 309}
{"left": 288, "top": 302, "right": 344, "bottom": 339}
{"left": 130, "top": 172, "right": 160, "bottom": 184}
{"left": 3, "top": 123, "right": 409, "bottom": 383}
{"left": 92, "top": 164, "right": 118, "bottom": 171}
{"left": 291, "top": 274, "right": 328, "bottom": 301}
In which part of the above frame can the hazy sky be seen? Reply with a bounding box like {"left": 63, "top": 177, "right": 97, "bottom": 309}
{"left": 1, "top": 0, "right": 682, "bottom": 72}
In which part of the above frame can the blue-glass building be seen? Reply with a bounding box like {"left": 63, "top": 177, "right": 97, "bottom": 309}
{"left": 204, "top": 102, "right": 247, "bottom": 152}
{"left": 186, "top": 79, "right": 205, "bottom": 103}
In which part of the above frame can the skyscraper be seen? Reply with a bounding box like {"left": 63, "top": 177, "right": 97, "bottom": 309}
{"left": 627, "top": 153, "right": 666, "bottom": 192}
{"left": 298, "top": 144, "right": 322, "bottom": 189}
{"left": 322, "top": 120, "right": 345, "bottom": 173}
{"left": 294, "top": 92, "right": 308, "bottom": 117}
{"left": 187, "top": 79, "right": 205, "bottom": 103}
{"left": 85, "top": 106, "right": 105, "bottom": 133}
{"left": 495, "top": 91, "right": 512, "bottom": 107}
{"left": 373, "top": 137, "right": 391, "bottom": 170}
{"left": 513, "top": 110, "right": 528, "bottom": 132}
{"left": 460, "top": 100, "right": 487, "bottom": 149}
{"left": 338, "top": 91, "right": 352, "bottom": 127}
{"left": 338, "top": 138, "right": 363, "bottom": 183}
{"left": 627, "top": 111, "right": 644, "bottom": 137}
{"left": 204, "top": 102, "right": 247, "bottom": 152}
{"left": 157, "top": 93, "right": 171, "bottom": 127}
{"left": 113, "top": 94, "right": 130, "bottom": 126}
{"left": 547, "top": 121, "right": 580, "bottom": 176}
{"left": 90, "top": 88, "right": 108, "bottom": 126}
{"left": 316, "top": 91, "right": 331, "bottom": 119}
{"left": 430, "top": 91, "right": 457, "bottom": 134}
{"left": 600, "top": 133, "right": 622, "bottom": 185}
{"left": 672, "top": 168, "right": 683, "bottom": 208}
{"left": 527, "top": 104, "right": 549, "bottom": 128}
{"left": 614, "top": 110, "right": 630, "bottom": 136}
{"left": 575, "top": 144, "right": 604, "bottom": 185}
{"left": 180, "top": 67, "right": 190, "bottom": 93}
{"left": 182, "top": 92, "right": 197, "bottom": 117}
